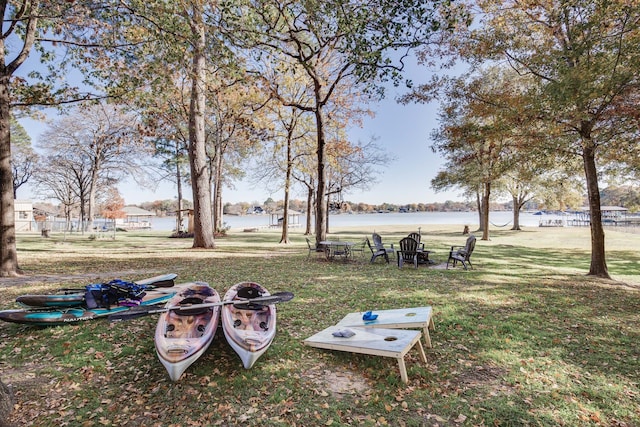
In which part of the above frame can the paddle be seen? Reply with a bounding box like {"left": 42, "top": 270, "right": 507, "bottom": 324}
{"left": 108, "top": 291, "right": 294, "bottom": 322}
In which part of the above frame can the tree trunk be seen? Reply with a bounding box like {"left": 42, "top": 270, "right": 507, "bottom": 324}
{"left": 305, "top": 185, "right": 313, "bottom": 236}
{"left": 79, "top": 198, "right": 87, "bottom": 233}
{"left": 175, "top": 150, "right": 183, "bottom": 233}
{"left": 0, "top": 378, "right": 13, "bottom": 426}
{"left": 324, "top": 192, "right": 331, "bottom": 235}
{"left": 0, "top": 0, "right": 37, "bottom": 276}
{"left": 0, "top": 75, "right": 22, "bottom": 276}
{"left": 512, "top": 195, "right": 521, "bottom": 230}
{"left": 87, "top": 156, "right": 100, "bottom": 232}
{"left": 314, "top": 106, "right": 327, "bottom": 245}
{"left": 475, "top": 191, "right": 484, "bottom": 232}
{"left": 481, "top": 183, "right": 491, "bottom": 241}
{"left": 280, "top": 133, "right": 293, "bottom": 244}
{"left": 212, "top": 144, "right": 224, "bottom": 232}
{"left": 583, "top": 143, "right": 609, "bottom": 278}
{"left": 188, "top": 12, "right": 215, "bottom": 249}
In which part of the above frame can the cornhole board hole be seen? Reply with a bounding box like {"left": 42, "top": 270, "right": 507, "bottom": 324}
{"left": 335, "top": 306, "right": 435, "bottom": 348}
{"left": 303, "top": 326, "right": 426, "bottom": 383}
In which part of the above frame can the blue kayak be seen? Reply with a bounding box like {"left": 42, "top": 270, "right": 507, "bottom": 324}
{"left": 15, "top": 273, "right": 178, "bottom": 309}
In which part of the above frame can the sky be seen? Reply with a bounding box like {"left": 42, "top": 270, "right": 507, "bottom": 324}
{"left": 17, "top": 58, "right": 466, "bottom": 207}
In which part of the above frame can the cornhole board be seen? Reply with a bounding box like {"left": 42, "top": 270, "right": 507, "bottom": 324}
{"left": 303, "top": 326, "right": 426, "bottom": 383}
{"left": 335, "top": 306, "right": 435, "bottom": 348}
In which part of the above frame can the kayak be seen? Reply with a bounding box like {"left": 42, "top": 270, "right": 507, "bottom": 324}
{"left": 15, "top": 273, "right": 178, "bottom": 309}
{"left": 221, "top": 282, "right": 277, "bottom": 369}
{"left": 16, "top": 293, "right": 85, "bottom": 308}
{"left": 154, "top": 282, "right": 221, "bottom": 381}
{"left": 0, "top": 290, "right": 175, "bottom": 326}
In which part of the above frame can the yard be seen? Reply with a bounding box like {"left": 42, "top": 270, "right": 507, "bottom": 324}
{"left": 0, "top": 225, "right": 638, "bottom": 426}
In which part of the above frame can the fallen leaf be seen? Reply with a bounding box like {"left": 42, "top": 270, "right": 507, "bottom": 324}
{"left": 454, "top": 414, "right": 467, "bottom": 423}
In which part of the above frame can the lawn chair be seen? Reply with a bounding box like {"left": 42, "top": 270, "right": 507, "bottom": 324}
{"left": 350, "top": 238, "right": 367, "bottom": 259}
{"left": 306, "top": 237, "right": 324, "bottom": 259}
{"left": 407, "top": 232, "right": 425, "bottom": 250}
{"left": 372, "top": 233, "right": 395, "bottom": 260}
{"left": 366, "top": 237, "right": 389, "bottom": 263}
{"left": 397, "top": 237, "right": 419, "bottom": 269}
{"left": 447, "top": 235, "right": 476, "bottom": 270}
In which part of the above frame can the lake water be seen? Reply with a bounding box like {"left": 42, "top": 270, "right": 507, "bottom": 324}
{"left": 151, "top": 211, "right": 556, "bottom": 232}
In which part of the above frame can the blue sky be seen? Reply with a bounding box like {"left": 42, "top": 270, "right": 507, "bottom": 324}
{"left": 17, "top": 58, "right": 466, "bottom": 206}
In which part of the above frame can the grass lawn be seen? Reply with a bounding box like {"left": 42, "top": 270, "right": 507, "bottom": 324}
{"left": 0, "top": 224, "right": 638, "bottom": 426}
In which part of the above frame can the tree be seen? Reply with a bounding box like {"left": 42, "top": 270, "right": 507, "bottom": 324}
{"left": 144, "top": 81, "right": 193, "bottom": 236}
{"left": 10, "top": 117, "right": 37, "bottom": 199}
{"left": 500, "top": 166, "right": 544, "bottom": 231}
{"left": 223, "top": 0, "right": 457, "bottom": 245}
{"left": 423, "top": 69, "right": 520, "bottom": 240}
{"left": 32, "top": 154, "right": 82, "bottom": 230}
{"left": 38, "top": 103, "right": 150, "bottom": 229}
{"left": 1, "top": 1, "right": 68, "bottom": 275}
{"left": 249, "top": 59, "right": 319, "bottom": 243}
{"left": 601, "top": 184, "right": 640, "bottom": 211}
{"left": 99, "top": 187, "right": 126, "bottom": 238}
{"left": 0, "top": 0, "right": 127, "bottom": 275}
{"left": 261, "top": 103, "right": 314, "bottom": 243}
{"left": 79, "top": 1, "right": 228, "bottom": 249}
{"left": 424, "top": 0, "right": 640, "bottom": 278}
{"left": 207, "top": 75, "right": 269, "bottom": 233}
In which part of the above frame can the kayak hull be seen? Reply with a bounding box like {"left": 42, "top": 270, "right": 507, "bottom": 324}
{"left": 0, "top": 291, "right": 175, "bottom": 326}
{"left": 155, "top": 282, "right": 220, "bottom": 381}
{"left": 222, "top": 282, "right": 277, "bottom": 369}
{"left": 16, "top": 293, "right": 85, "bottom": 308}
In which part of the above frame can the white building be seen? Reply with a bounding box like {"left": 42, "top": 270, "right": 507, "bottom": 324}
{"left": 14, "top": 200, "right": 34, "bottom": 232}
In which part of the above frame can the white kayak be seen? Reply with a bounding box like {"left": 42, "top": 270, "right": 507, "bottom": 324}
{"left": 221, "top": 282, "right": 277, "bottom": 369}
{"left": 155, "top": 282, "right": 221, "bottom": 381}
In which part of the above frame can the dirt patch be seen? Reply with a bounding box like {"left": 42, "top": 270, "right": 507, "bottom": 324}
{"left": 307, "top": 364, "right": 370, "bottom": 398}
{"left": 456, "top": 365, "right": 515, "bottom": 398}
{"left": 324, "top": 368, "right": 369, "bottom": 396}
{"left": 458, "top": 365, "right": 507, "bottom": 386}
{"left": 429, "top": 262, "right": 449, "bottom": 270}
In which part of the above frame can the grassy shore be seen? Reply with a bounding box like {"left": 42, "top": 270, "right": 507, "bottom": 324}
{"left": 0, "top": 225, "right": 638, "bottom": 426}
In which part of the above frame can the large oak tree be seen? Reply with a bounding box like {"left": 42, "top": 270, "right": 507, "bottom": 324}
{"left": 412, "top": 0, "right": 640, "bottom": 278}
{"left": 1, "top": 1, "right": 101, "bottom": 276}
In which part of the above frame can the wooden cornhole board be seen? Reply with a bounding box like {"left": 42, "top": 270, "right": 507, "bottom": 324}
{"left": 335, "top": 306, "right": 435, "bottom": 348}
{"left": 303, "top": 326, "right": 426, "bottom": 383}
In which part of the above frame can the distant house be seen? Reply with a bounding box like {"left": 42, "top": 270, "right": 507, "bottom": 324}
{"left": 116, "top": 206, "right": 156, "bottom": 230}
{"left": 247, "top": 206, "right": 264, "bottom": 214}
{"left": 14, "top": 200, "right": 34, "bottom": 232}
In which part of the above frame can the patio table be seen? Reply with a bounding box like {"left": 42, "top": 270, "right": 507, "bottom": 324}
{"left": 319, "top": 241, "right": 354, "bottom": 261}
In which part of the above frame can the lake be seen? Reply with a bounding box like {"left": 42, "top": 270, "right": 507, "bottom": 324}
{"left": 151, "top": 210, "right": 556, "bottom": 232}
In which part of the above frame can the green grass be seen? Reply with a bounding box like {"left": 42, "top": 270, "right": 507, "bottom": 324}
{"left": 0, "top": 225, "right": 639, "bottom": 426}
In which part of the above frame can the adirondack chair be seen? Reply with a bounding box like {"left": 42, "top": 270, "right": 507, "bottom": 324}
{"left": 447, "top": 235, "right": 476, "bottom": 270}
{"left": 366, "top": 237, "right": 389, "bottom": 263}
{"left": 397, "top": 237, "right": 419, "bottom": 268}
{"left": 407, "top": 232, "right": 425, "bottom": 250}
{"left": 372, "top": 233, "right": 395, "bottom": 260}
